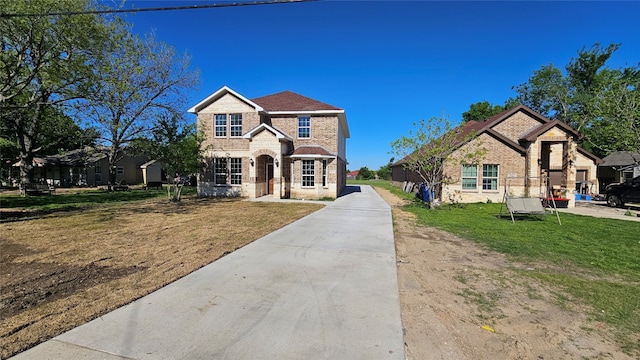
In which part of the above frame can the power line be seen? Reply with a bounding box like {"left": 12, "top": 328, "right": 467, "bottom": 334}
{"left": 0, "top": 0, "right": 316, "bottom": 18}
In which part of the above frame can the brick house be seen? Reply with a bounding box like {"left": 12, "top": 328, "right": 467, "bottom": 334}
{"left": 189, "top": 86, "right": 349, "bottom": 199}
{"left": 391, "top": 105, "right": 602, "bottom": 207}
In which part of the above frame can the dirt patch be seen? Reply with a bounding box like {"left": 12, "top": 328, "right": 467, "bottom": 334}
{"left": 374, "top": 187, "right": 633, "bottom": 360}
{"left": 0, "top": 197, "right": 322, "bottom": 359}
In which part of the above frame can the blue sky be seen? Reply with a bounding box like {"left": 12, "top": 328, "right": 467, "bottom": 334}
{"left": 119, "top": 0, "right": 640, "bottom": 171}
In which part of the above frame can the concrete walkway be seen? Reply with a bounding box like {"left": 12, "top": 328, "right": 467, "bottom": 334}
{"left": 557, "top": 201, "right": 640, "bottom": 222}
{"left": 11, "top": 185, "right": 405, "bottom": 360}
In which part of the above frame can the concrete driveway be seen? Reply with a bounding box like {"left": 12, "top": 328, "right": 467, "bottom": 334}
{"left": 11, "top": 185, "right": 405, "bottom": 360}
{"left": 557, "top": 200, "right": 640, "bottom": 222}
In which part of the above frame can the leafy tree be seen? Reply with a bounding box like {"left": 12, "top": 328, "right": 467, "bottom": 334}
{"left": 76, "top": 29, "right": 199, "bottom": 189}
{"left": 376, "top": 158, "right": 394, "bottom": 180}
{"left": 391, "top": 116, "right": 486, "bottom": 207}
{"left": 356, "top": 166, "right": 374, "bottom": 180}
{"left": 461, "top": 101, "right": 505, "bottom": 122}
{"left": 514, "top": 43, "right": 640, "bottom": 157}
{"left": 132, "top": 115, "right": 204, "bottom": 201}
{"left": 0, "top": 0, "right": 111, "bottom": 190}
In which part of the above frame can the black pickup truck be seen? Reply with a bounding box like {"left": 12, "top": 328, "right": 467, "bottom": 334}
{"left": 605, "top": 175, "right": 640, "bottom": 207}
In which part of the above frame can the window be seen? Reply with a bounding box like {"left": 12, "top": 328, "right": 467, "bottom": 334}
{"left": 116, "top": 166, "right": 124, "bottom": 175}
{"left": 94, "top": 165, "right": 102, "bottom": 174}
{"left": 482, "top": 164, "right": 499, "bottom": 190}
{"left": 230, "top": 158, "right": 242, "bottom": 185}
{"left": 214, "top": 158, "right": 242, "bottom": 185}
{"left": 298, "top": 116, "right": 310, "bottom": 138}
{"left": 214, "top": 158, "right": 227, "bottom": 185}
{"left": 461, "top": 165, "right": 477, "bottom": 190}
{"left": 322, "top": 160, "right": 328, "bottom": 187}
{"left": 230, "top": 114, "right": 242, "bottom": 137}
{"left": 302, "top": 159, "right": 315, "bottom": 187}
{"left": 215, "top": 114, "right": 227, "bottom": 137}
{"left": 623, "top": 171, "right": 634, "bottom": 182}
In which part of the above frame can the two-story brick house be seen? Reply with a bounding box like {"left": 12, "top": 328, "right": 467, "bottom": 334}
{"left": 391, "top": 105, "right": 602, "bottom": 207}
{"left": 188, "top": 86, "right": 349, "bottom": 199}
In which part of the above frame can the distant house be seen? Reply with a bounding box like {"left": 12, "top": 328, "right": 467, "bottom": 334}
{"left": 189, "top": 86, "right": 350, "bottom": 199}
{"left": 391, "top": 105, "right": 602, "bottom": 207}
{"left": 598, "top": 151, "right": 640, "bottom": 191}
{"left": 16, "top": 147, "right": 146, "bottom": 187}
{"left": 346, "top": 170, "right": 359, "bottom": 180}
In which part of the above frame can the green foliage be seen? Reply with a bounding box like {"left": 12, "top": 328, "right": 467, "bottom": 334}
{"left": 132, "top": 115, "right": 204, "bottom": 201}
{"left": 514, "top": 43, "right": 640, "bottom": 158}
{"left": 0, "top": 0, "right": 113, "bottom": 183}
{"left": 461, "top": 101, "right": 505, "bottom": 122}
{"left": 355, "top": 166, "right": 374, "bottom": 180}
{"left": 376, "top": 158, "right": 394, "bottom": 180}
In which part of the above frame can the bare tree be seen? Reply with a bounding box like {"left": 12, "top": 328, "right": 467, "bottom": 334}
{"left": 76, "top": 30, "right": 199, "bottom": 189}
{"left": 391, "top": 115, "right": 486, "bottom": 207}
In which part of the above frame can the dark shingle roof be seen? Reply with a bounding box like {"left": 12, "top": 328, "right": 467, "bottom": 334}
{"left": 600, "top": 151, "right": 640, "bottom": 167}
{"left": 252, "top": 91, "right": 342, "bottom": 112}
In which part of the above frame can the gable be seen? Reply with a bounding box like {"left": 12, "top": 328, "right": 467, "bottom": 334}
{"left": 490, "top": 111, "right": 547, "bottom": 143}
{"left": 188, "top": 86, "right": 263, "bottom": 114}
{"left": 198, "top": 93, "right": 257, "bottom": 114}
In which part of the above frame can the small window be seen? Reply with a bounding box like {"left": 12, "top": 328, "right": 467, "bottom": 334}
{"left": 214, "top": 158, "right": 227, "bottom": 185}
{"left": 215, "top": 114, "right": 227, "bottom": 137}
{"left": 116, "top": 166, "right": 124, "bottom": 175}
{"left": 302, "top": 159, "right": 314, "bottom": 187}
{"left": 230, "top": 114, "right": 242, "bottom": 137}
{"left": 623, "top": 171, "right": 634, "bottom": 182}
{"left": 461, "top": 165, "right": 477, "bottom": 190}
{"left": 322, "top": 159, "right": 328, "bottom": 187}
{"left": 298, "top": 116, "right": 310, "bottom": 138}
{"left": 230, "top": 158, "right": 242, "bottom": 185}
{"left": 94, "top": 166, "right": 102, "bottom": 174}
{"left": 482, "top": 164, "right": 499, "bottom": 190}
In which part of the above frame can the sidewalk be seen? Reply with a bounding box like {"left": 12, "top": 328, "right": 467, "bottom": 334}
{"left": 11, "top": 185, "right": 405, "bottom": 360}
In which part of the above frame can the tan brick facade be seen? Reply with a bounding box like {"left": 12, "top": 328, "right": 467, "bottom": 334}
{"left": 190, "top": 86, "right": 349, "bottom": 200}
{"left": 492, "top": 111, "right": 544, "bottom": 143}
{"left": 392, "top": 105, "right": 600, "bottom": 208}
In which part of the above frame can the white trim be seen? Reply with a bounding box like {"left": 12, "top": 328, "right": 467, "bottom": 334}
{"left": 243, "top": 123, "right": 293, "bottom": 141}
{"left": 188, "top": 86, "right": 264, "bottom": 113}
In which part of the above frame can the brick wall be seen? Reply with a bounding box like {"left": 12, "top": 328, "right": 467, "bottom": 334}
{"left": 442, "top": 133, "right": 526, "bottom": 204}
{"left": 492, "top": 112, "right": 544, "bottom": 143}
{"left": 270, "top": 115, "right": 339, "bottom": 153}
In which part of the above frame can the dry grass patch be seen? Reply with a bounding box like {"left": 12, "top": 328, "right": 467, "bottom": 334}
{"left": 0, "top": 197, "right": 322, "bottom": 359}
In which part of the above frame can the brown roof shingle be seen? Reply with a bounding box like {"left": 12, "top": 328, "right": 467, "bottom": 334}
{"left": 291, "top": 145, "right": 336, "bottom": 157}
{"left": 252, "top": 91, "right": 342, "bottom": 112}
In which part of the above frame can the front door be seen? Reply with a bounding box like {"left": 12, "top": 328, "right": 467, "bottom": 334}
{"left": 267, "top": 163, "right": 274, "bottom": 194}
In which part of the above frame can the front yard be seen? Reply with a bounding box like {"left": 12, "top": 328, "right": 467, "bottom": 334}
{"left": 0, "top": 193, "right": 322, "bottom": 359}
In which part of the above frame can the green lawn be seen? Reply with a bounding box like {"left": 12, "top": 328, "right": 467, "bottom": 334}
{"left": 0, "top": 186, "right": 197, "bottom": 212}
{"left": 353, "top": 180, "right": 640, "bottom": 355}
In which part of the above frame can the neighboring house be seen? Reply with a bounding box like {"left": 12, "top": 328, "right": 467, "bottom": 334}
{"left": 189, "top": 86, "right": 350, "bottom": 199}
{"left": 598, "top": 151, "right": 640, "bottom": 191}
{"left": 346, "top": 170, "right": 359, "bottom": 180}
{"left": 391, "top": 105, "right": 602, "bottom": 207}
{"left": 16, "top": 147, "right": 146, "bottom": 187}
